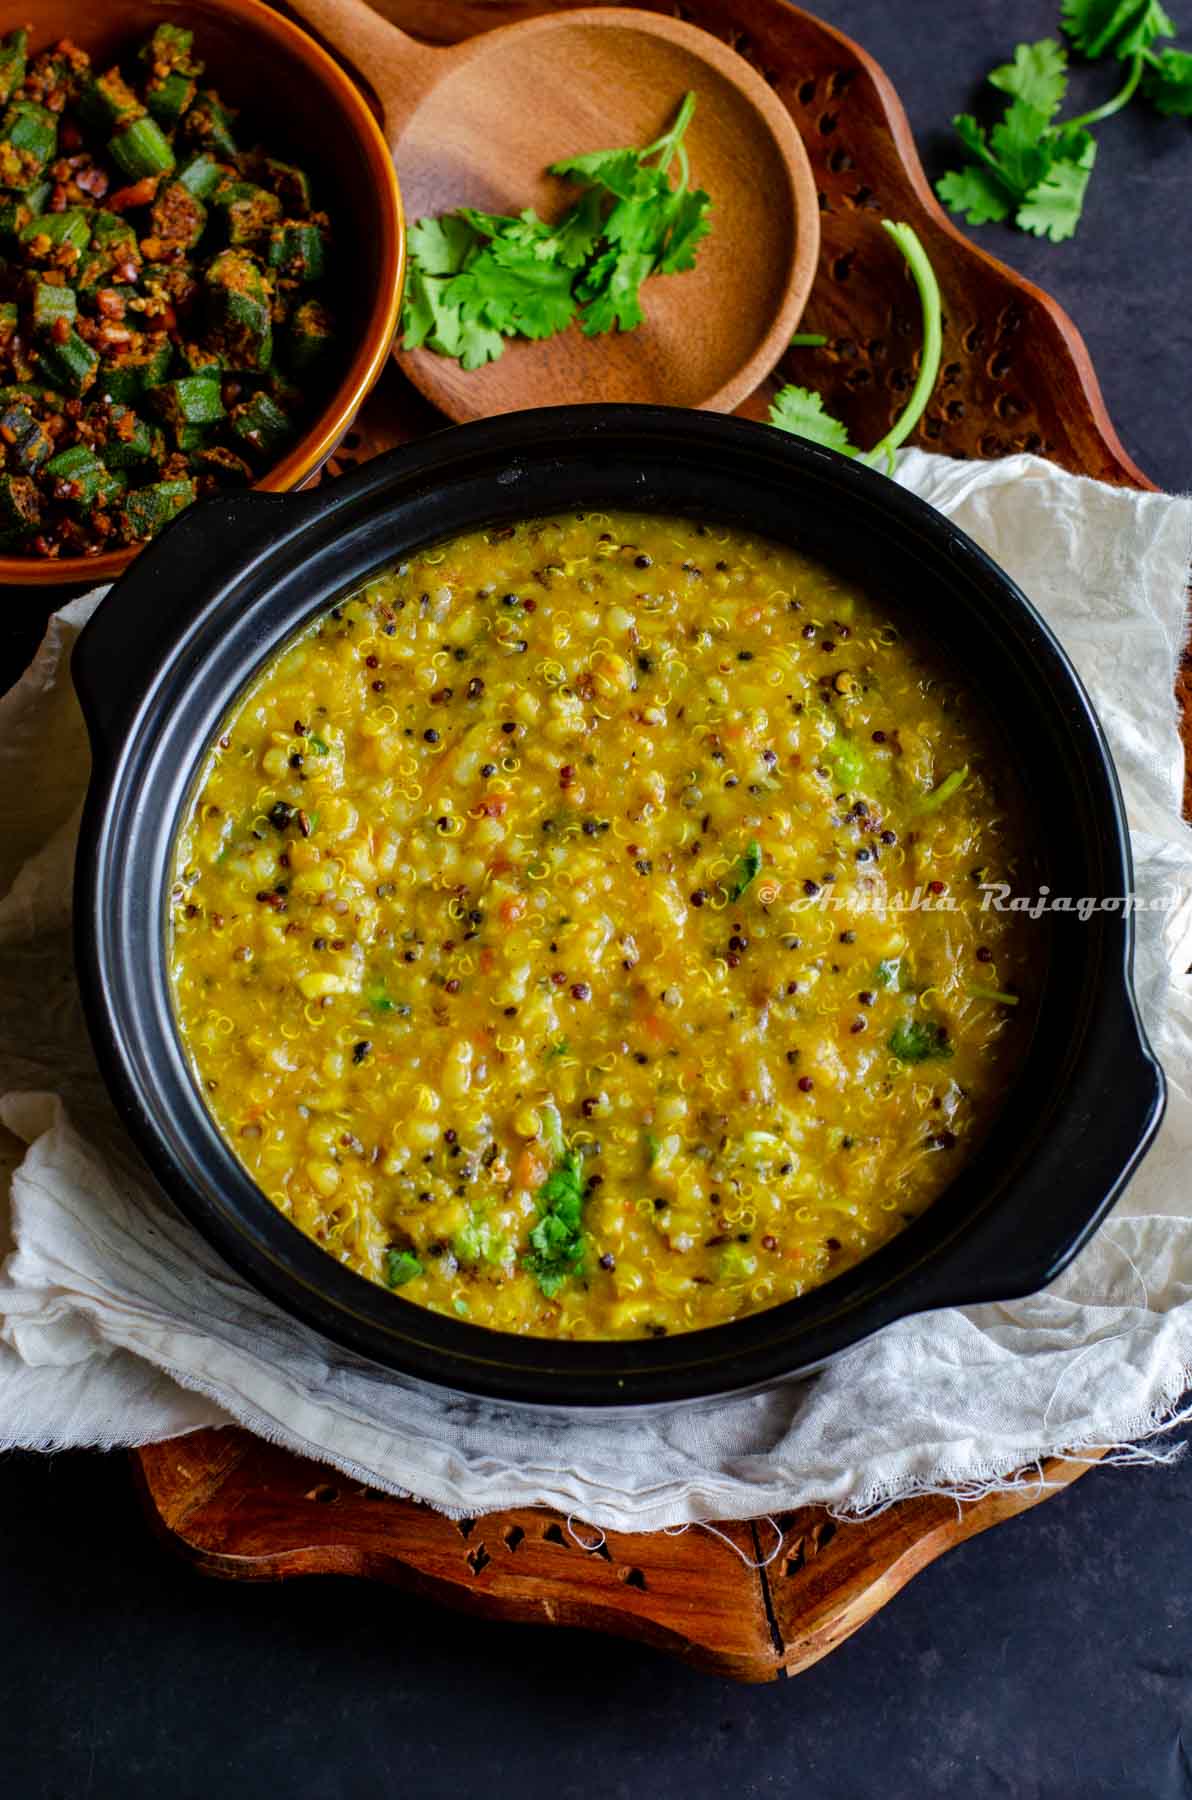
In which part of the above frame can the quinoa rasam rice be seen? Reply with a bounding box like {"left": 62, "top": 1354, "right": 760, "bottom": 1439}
{"left": 168, "top": 510, "right": 1036, "bottom": 1340}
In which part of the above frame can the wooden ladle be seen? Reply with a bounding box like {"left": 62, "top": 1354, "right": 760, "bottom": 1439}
{"left": 288, "top": 0, "right": 820, "bottom": 422}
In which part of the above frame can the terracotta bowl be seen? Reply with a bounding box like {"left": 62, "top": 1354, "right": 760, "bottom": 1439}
{"left": 0, "top": 0, "right": 404, "bottom": 587}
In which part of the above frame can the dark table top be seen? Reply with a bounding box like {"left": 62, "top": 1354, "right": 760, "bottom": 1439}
{"left": 3, "top": 3, "right": 1191, "bottom": 1796}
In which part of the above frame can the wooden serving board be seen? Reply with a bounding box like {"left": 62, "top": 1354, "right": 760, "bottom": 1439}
{"left": 133, "top": 0, "right": 1154, "bottom": 1680}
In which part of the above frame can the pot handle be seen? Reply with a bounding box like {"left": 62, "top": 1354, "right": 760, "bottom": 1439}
{"left": 72, "top": 488, "right": 300, "bottom": 765}
{"left": 906, "top": 1016, "right": 1165, "bottom": 1314}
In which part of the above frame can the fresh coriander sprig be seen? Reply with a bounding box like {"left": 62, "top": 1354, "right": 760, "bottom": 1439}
{"left": 401, "top": 95, "right": 711, "bottom": 369}
{"left": 767, "top": 221, "right": 942, "bottom": 469}
{"left": 938, "top": 5, "right": 1192, "bottom": 241}
{"left": 524, "top": 1147, "right": 586, "bottom": 1298}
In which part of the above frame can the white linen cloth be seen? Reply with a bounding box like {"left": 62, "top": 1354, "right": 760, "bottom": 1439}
{"left": 1, "top": 449, "right": 1190, "bottom": 1530}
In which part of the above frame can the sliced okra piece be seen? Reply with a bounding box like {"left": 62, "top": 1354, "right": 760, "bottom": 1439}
{"left": 146, "top": 70, "right": 196, "bottom": 128}
{"left": 0, "top": 29, "right": 27, "bottom": 109}
{"left": 45, "top": 443, "right": 124, "bottom": 508}
{"left": 178, "top": 339, "right": 223, "bottom": 376}
{"left": 266, "top": 219, "right": 326, "bottom": 284}
{"left": 30, "top": 279, "right": 77, "bottom": 334}
{"left": 109, "top": 116, "right": 176, "bottom": 182}
{"left": 177, "top": 153, "right": 228, "bottom": 201}
{"left": 149, "top": 180, "right": 207, "bottom": 249}
{"left": 20, "top": 207, "right": 91, "bottom": 255}
{"left": 0, "top": 197, "right": 31, "bottom": 240}
{"left": 0, "top": 402, "right": 53, "bottom": 473}
{"left": 152, "top": 373, "right": 225, "bottom": 429}
{"left": 23, "top": 177, "right": 50, "bottom": 215}
{"left": 229, "top": 389, "right": 291, "bottom": 460}
{"left": 92, "top": 211, "right": 139, "bottom": 255}
{"left": 118, "top": 476, "right": 196, "bottom": 543}
{"left": 283, "top": 298, "right": 335, "bottom": 371}
{"left": 213, "top": 181, "right": 281, "bottom": 248}
{"left": 79, "top": 67, "right": 145, "bottom": 135}
{"left": 190, "top": 442, "right": 252, "bottom": 483}
{"left": 204, "top": 248, "right": 272, "bottom": 371}
{"left": 36, "top": 330, "right": 99, "bottom": 395}
{"left": 266, "top": 367, "right": 303, "bottom": 411}
{"left": 260, "top": 157, "right": 311, "bottom": 216}
{"left": 98, "top": 404, "right": 165, "bottom": 471}
{"left": 140, "top": 25, "right": 203, "bottom": 79}
{"left": 0, "top": 380, "right": 49, "bottom": 404}
{"left": 98, "top": 334, "right": 173, "bottom": 403}
{"left": 174, "top": 421, "right": 213, "bottom": 452}
{"left": 79, "top": 213, "right": 140, "bottom": 292}
{"left": 0, "top": 469, "right": 40, "bottom": 534}
{"left": 0, "top": 100, "right": 58, "bottom": 190}
{"left": 181, "top": 90, "right": 238, "bottom": 160}
{"left": 142, "top": 261, "right": 199, "bottom": 314}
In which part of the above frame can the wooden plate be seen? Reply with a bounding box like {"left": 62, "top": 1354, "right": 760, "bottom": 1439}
{"left": 133, "top": 0, "right": 1161, "bottom": 1681}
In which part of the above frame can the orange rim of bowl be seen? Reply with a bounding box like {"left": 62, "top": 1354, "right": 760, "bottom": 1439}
{"left": 0, "top": 0, "right": 405, "bottom": 588}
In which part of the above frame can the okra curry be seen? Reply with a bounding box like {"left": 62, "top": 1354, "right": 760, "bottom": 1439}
{"left": 0, "top": 23, "right": 336, "bottom": 556}
{"left": 170, "top": 511, "right": 1036, "bottom": 1340}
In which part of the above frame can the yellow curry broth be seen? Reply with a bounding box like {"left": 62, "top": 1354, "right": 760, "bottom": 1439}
{"left": 170, "top": 511, "right": 1035, "bottom": 1339}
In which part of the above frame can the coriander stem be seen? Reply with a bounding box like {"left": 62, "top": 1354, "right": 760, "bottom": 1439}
{"left": 859, "top": 222, "right": 942, "bottom": 468}
{"left": 641, "top": 91, "right": 697, "bottom": 171}
{"left": 790, "top": 332, "right": 828, "bottom": 347}
{"left": 1061, "top": 51, "right": 1144, "bottom": 130}
{"left": 959, "top": 129, "right": 1023, "bottom": 197}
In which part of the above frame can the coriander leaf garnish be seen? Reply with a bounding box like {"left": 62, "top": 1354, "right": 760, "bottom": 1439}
{"left": 989, "top": 37, "right": 1071, "bottom": 111}
{"left": 939, "top": 6, "right": 1190, "bottom": 242}
{"left": 1063, "top": 0, "right": 1174, "bottom": 59}
{"left": 768, "top": 386, "right": 856, "bottom": 455}
{"left": 1142, "top": 43, "right": 1192, "bottom": 108}
{"left": 726, "top": 839, "right": 762, "bottom": 901}
{"left": 400, "top": 94, "right": 711, "bottom": 368}
{"left": 1015, "top": 130, "right": 1097, "bottom": 240}
{"left": 384, "top": 1249, "right": 423, "bottom": 1288}
{"left": 524, "top": 1147, "right": 586, "bottom": 1298}
{"left": 768, "top": 221, "right": 941, "bottom": 469}
{"left": 935, "top": 162, "right": 1013, "bottom": 226}
{"left": 888, "top": 1017, "right": 954, "bottom": 1064}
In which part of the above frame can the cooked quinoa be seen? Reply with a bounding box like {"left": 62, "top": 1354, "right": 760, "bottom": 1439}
{"left": 169, "top": 510, "right": 1036, "bottom": 1339}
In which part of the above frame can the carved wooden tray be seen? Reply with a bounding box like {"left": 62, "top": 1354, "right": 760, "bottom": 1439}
{"left": 134, "top": 0, "right": 1155, "bottom": 1680}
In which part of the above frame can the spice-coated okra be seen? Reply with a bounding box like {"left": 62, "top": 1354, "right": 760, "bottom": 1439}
{"left": 0, "top": 20, "right": 339, "bottom": 555}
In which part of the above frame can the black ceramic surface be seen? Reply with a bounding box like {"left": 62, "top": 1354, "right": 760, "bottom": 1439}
{"left": 71, "top": 405, "right": 1163, "bottom": 1408}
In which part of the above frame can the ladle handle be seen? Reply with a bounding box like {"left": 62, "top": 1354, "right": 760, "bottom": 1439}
{"left": 286, "top": 0, "right": 443, "bottom": 141}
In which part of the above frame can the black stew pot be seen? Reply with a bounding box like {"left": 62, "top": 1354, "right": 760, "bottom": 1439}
{"left": 73, "top": 406, "right": 1164, "bottom": 1410}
